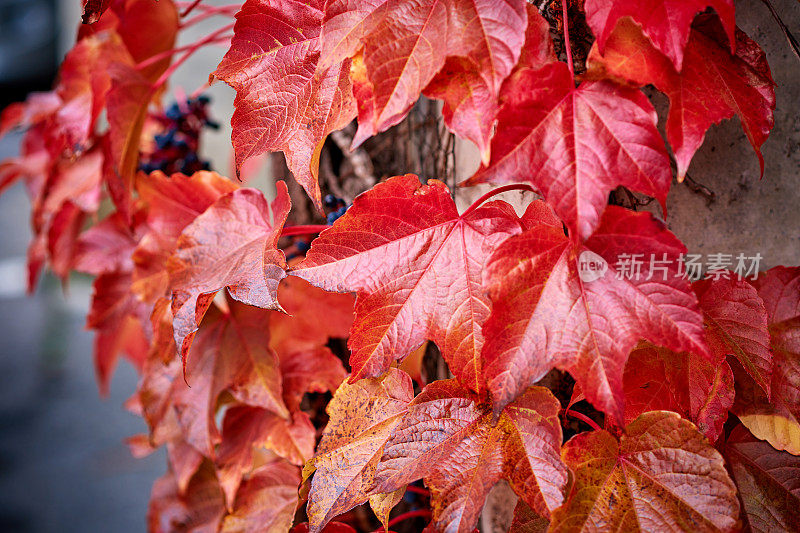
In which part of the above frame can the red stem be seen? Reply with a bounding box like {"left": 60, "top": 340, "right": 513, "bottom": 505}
{"left": 461, "top": 183, "right": 534, "bottom": 218}
{"left": 180, "top": 0, "right": 203, "bottom": 17}
{"left": 388, "top": 510, "right": 432, "bottom": 528}
{"left": 371, "top": 510, "right": 433, "bottom": 532}
{"left": 136, "top": 34, "right": 232, "bottom": 72}
{"left": 281, "top": 225, "right": 330, "bottom": 237}
{"left": 151, "top": 23, "right": 235, "bottom": 90}
{"left": 561, "top": 0, "right": 574, "bottom": 78}
{"left": 564, "top": 408, "right": 602, "bottom": 432}
{"left": 405, "top": 485, "right": 430, "bottom": 497}
{"left": 180, "top": 5, "right": 240, "bottom": 29}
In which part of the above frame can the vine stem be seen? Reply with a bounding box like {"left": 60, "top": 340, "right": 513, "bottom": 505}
{"left": 180, "top": 5, "right": 240, "bottom": 29}
{"left": 561, "top": 0, "right": 574, "bottom": 78}
{"left": 405, "top": 485, "right": 430, "bottom": 497}
{"left": 151, "top": 23, "right": 235, "bottom": 91}
{"left": 760, "top": 0, "right": 800, "bottom": 63}
{"left": 563, "top": 408, "right": 602, "bottom": 432}
{"left": 460, "top": 183, "right": 534, "bottom": 218}
{"left": 371, "top": 510, "right": 433, "bottom": 532}
{"left": 179, "top": 0, "right": 203, "bottom": 17}
{"left": 135, "top": 34, "right": 232, "bottom": 72}
{"left": 281, "top": 225, "right": 330, "bottom": 237}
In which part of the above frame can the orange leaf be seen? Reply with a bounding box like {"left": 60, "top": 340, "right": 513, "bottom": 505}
{"left": 550, "top": 411, "right": 739, "bottom": 532}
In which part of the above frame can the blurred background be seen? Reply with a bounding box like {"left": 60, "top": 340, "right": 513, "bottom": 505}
{"left": 0, "top": 1, "right": 238, "bottom": 531}
{"left": 0, "top": 0, "right": 797, "bottom": 532}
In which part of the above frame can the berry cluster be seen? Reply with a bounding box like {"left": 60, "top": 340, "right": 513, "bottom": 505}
{"left": 139, "top": 95, "right": 219, "bottom": 175}
{"left": 324, "top": 194, "right": 348, "bottom": 225}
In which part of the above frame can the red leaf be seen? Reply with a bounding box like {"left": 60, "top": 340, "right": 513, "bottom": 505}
{"left": 133, "top": 279, "right": 350, "bottom": 459}
{"left": 279, "top": 347, "right": 348, "bottom": 412}
{"left": 213, "top": 0, "right": 355, "bottom": 210}
{"left": 221, "top": 460, "right": 301, "bottom": 532}
{"left": 54, "top": 31, "right": 134, "bottom": 152}
{"left": 168, "top": 184, "right": 290, "bottom": 358}
{"left": 694, "top": 276, "right": 772, "bottom": 397}
{"left": 623, "top": 343, "right": 733, "bottom": 442}
{"left": 106, "top": 63, "right": 154, "bottom": 215}
{"left": 587, "top": 15, "right": 775, "bottom": 179}
{"left": 79, "top": 0, "right": 179, "bottom": 81}
{"left": 148, "top": 461, "right": 225, "bottom": 533}
{"left": 482, "top": 200, "right": 707, "bottom": 421}
{"left": 422, "top": 1, "right": 531, "bottom": 158}
{"left": 306, "top": 368, "right": 415, "bottom": 532}
{"left": 321, "top": 0, "right": 448, "bottom": 144}
{"left": 467, "top": 62, "right": 671, "bottom": 241}
{"left": 293, "top": 174, "right": 522, "bottom": 392}
{"left": 154, "top": 300, "right": 287, "bottom": 455}
{"left": 323, "top": 0, "right": 530, "bottom": 149}
{"left": 216, "top": 407, "right": 313, "bottom": 505}
{"left": 733, "top": 267, "right": 800, "bottom": 455}
{"left": 373, "top": 381, "right": 566, "bottom": 533}
{"left": 725, "top": 424, "right": 800, "bottom": 533}
{"left": 0, "top": 92, "right": 60, "bottom": 139}
{"left": 269, "top": 275, "right": 354, "bottom": 355}
{"left": 138, "top": 170, "right": 239, "bottom": 240}
{"left": 549, "top": 411, "right": 739, "bottom": 532}
{"left": 86, "top": 271, "right": 150, "bottom": 395}
{"left": 133, "top": 170, "right": 238, "bottom": 302}
{"left": 584, "top": 0, "right": 735, "bottom": 71}
{"left": 74, "top": 211, "right": 140, "bottom": 276}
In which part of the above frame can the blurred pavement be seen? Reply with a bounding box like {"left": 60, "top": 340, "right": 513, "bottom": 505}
{"left": 0, "top": 132, "right": 164, "bottom": 532}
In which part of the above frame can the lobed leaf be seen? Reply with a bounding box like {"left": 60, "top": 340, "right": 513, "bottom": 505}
{"left": 467, "top": 62, "right": 671, "bottom": 241}
{"left": 373, "top": 381, "right": 566, "bottom": 533}
{"left": 586, "top": 15, "right": 775, "bottom": 179}
{"left": 213, "top": 0, "right": 355, "bottom": 210}
{"left": 584, "top": 0, "right": 735, "bottom": 70}
{"left": 549, "top": 411, "right": 739, "bottom": 532}
{"left": 220, "top": 460, "right": 301, "bottom": 533}
{"left": 725, "top": 424, "right": 800, "bottom": 532}
{"left": 482, "top": 200, "right": 707, "bottom": 421}
{"left": 293, "top": 174, "right": 522, "bottom": 392}
{"left": 306, "top": 368, "right": 415, "bottom": 532}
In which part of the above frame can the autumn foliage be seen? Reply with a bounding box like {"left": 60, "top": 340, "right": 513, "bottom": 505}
{"left": 1, "top": 0, "right": 798, "bottom": 531}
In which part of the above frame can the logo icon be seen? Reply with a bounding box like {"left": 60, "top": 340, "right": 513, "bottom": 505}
{"left": 577, "top": 250, "right": 608, "bottom": 282}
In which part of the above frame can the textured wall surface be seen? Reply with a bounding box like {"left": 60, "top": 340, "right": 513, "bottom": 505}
{"left": 664, "top": 0, "right": 799, "bottom": 270}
